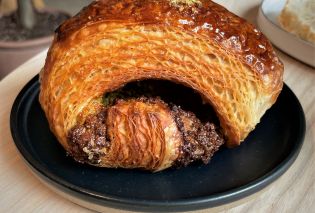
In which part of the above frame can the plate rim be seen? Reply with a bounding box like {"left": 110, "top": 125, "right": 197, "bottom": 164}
{"left": 260, "top": 0, "right": 314, "bottom": 47}
{"left": 257, "top": 0, "right": 315, "bottom": 68}
{"left": 10, "top": 75, "right": 306, "bottom": 212}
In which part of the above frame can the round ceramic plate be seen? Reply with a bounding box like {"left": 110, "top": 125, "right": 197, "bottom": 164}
{"left": 10, "top": 75, "right": 305, "bottom": 212}
{"left": 257, "top": 0, "right": 315, "bottom": 67}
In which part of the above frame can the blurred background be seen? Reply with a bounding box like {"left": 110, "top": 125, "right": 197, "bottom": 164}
{"left": 42, "top": 0, "right": 92, "bottom": 15}
{"left": 0, "top": 0, "right": 93, "bottom": 79}
{"left": 1, "top": 0, "right": 92, "bottom": 18}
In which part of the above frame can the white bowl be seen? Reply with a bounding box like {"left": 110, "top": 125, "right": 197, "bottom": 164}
{"left": 257, "top": 0, "right": 315, "bottom": 67}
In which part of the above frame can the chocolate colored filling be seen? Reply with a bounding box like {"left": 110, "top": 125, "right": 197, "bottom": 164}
{"left": 67, "top": 80, "right": 225, "bottom": 167}
{"left": 67, "top": 109, "right": 110, "bottom": 164}
{"left": 172, "top": 105, "right": 224, "bottom": 167}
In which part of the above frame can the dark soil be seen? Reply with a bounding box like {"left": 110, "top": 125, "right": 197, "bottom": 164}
{"left": 0, "top": 10, "right": 70, "bottom": 41}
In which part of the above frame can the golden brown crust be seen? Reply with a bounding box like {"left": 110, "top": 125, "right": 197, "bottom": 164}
{"left": 105, "top": 98, "right": 181, "bottom": 171}
{"left": 55, "top": 0, "right": 282, "bottom": 75}
{"left": 39, "top": 0, "right": 283, "bottom": 151}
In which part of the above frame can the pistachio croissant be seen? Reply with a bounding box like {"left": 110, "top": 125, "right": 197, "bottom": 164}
{"left": 39, "top": 0, "right": 283, "bottom": 171}
{"left": 67, "top": 97, "right": 224, "bottom": 171}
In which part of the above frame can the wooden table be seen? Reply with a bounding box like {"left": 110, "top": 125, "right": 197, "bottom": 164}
{"left": 0, "top": 1, "right": 314, "bottom": 212}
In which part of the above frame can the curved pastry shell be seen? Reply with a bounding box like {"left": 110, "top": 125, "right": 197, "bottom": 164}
{"left": 39, "top": 0, "right": 283, "bottom": 151}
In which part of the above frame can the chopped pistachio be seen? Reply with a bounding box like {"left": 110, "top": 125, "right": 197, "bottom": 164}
{"left": 170, "top": 0, "right": 201, "bottom": 6}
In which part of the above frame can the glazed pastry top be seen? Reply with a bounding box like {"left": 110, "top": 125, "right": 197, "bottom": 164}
{"left": 56, "top": 0, "right": 283, "bottom": 76}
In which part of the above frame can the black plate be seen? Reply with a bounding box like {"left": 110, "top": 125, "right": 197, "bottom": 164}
{"left": 10, "top": 75, "right": 305, "bottom": 212}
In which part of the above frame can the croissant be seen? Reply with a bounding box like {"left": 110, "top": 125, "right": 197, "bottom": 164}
{"left": 39, "top": 0, "right": 284, "bottom": 171}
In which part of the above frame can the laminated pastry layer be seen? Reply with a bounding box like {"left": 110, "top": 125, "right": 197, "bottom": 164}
{"left": 39, "top": 0, "right": 284, "bottom": 151}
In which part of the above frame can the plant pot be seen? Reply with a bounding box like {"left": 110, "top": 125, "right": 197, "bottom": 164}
{"left": 0, "top": 8, "right": 70, "bottom": 80}
{"left": 0, "top": 35, "right": 52, "bottom": 79}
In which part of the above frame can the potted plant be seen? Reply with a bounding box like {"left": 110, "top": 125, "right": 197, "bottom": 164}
{"left": 0, "top": 0, "right": 70, "bottom": 79}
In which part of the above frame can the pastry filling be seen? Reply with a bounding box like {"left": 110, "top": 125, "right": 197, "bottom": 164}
{"left": 67, "top": 80, "right": 225, "bottom": 166}
{"left": 67, "top": 108, "right": 109, "bottom": 164}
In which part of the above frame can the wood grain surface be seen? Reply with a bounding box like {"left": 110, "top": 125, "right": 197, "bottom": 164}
{"left": 0, "top": 0, "right": 314, "bottom": 212}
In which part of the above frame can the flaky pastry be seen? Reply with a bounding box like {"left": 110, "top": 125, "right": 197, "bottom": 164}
{"left": 39, "top": 0, "right": 283, "bottom": 171}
